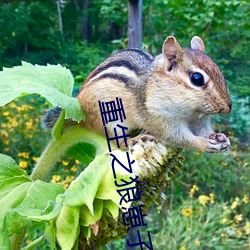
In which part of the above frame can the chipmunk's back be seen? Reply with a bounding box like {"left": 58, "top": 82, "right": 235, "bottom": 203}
{"left": 78, "top": 48, "right": 155, "bottom": 134}
{"left": 83, "top": 48, "right": 154, "bottom": 89}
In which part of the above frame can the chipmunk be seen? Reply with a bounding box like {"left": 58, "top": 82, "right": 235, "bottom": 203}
{"left": 43, "top": 36, "right": 232, "bottom": 153}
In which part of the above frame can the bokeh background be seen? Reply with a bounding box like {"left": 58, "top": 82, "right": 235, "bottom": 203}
{"left": 0, "top": 1, "right": 249, "bottom": 249}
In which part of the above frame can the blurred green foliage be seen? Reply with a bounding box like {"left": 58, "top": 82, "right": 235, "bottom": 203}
{"left": 0, "top": 0, "right": 249, "bottom": 97}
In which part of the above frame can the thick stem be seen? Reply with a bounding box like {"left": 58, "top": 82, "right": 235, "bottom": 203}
{"left": 30, "top": 126, "right": 109, "bottom": 181}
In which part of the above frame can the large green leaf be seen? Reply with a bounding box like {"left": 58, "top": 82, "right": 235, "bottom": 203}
{"left": 0, "top": 154, "right": 65, "bottom": 248}
{"left": 0, "top": 62, "right": 84, "bottom": 122}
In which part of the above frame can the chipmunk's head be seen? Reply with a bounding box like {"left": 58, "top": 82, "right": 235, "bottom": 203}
{"left": 157, "top": 36, "right": 232, "bottom": 115}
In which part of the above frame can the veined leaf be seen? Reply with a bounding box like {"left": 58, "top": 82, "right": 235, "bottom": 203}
{"left": 56, "top": 205, "right": 80, "bottom": 250}
{"left": 20, "top": 181, "right": 64, "bottom": 213}
{"left": 0, "top": 62, "right": 84, "bottom": 122}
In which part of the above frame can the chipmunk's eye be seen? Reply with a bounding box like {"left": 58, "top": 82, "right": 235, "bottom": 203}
{"left": 190, "top": 72, "right": 204, "bottom": 87}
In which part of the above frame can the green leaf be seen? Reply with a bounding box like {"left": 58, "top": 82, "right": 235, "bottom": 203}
{"left": 0, "top": 154, "right": 65, "bottom": 245}
{"left": 0, "top": 182, "right": 33, "bottom": 218}
{"left": 21, "top": 235, "right": 45, "bottom": 250}
{"left": 79, "top": 199, "right": 103, "bottom": 226}
{"left": 103, "top": 200, "right": 119, "bottom": 219}
{"left": 80, "top": 226, "right": 92, "bottom": 240}
{"left": 0, "top": 176, "right": 31, "bottom": 201}
{"left": 20, "top": 181, "right": 64, "bottom": 213}
{"left": 0, "top": 154, "right": 30, "bottom": 181}
{"left": 52, "top": 109, "right": 65, "bottom": 139}
{"left": 56, "top": 205, "right": 80, "bottom": 250}
{"left": 26, "top": 200, "right": 63, "bottom": 222}
{"left": 63, "top": 154, "right": 110, "bottom": 213}
{"left": 45, "top": 220, "right": 56, "bottom": 249}
{"left": 65, "top": 142, "right": 96, "bottom": 165}
{"left": 0, "top": 62, "right": 84, "bottom": 122}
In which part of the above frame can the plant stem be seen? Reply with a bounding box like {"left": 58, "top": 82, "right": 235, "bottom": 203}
{"left": 30, "top": 126, "right": 109, "bottom": 181}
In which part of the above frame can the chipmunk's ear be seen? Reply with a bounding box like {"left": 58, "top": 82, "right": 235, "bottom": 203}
{"left": 191, "top": 36, "right": 205, "bottom": 52}
{"left": 162, "top": 36, "right": 184, "bottom": 63}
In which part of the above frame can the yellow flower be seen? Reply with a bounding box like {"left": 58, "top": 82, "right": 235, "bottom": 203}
{"left": 234, "top": 214, "right": 243, "bottom": 224}
{"left": 19, "top": 161, "right": 28, "bottom": 169}
{"left": 26, "top": 121, "right": 33, "bottom": 129}
{"left": 235, "top": 157, "right": 242, "bottom": 163}
{"left": 70, "top": 165, "right": 77, "bottom": 172}
{"left": 182, "top": 207, "right": 192, "bottom": 217}
{"left": 62, "top": 160, "right": 69, "bottom": 166}
{"left": 189, "top": 184, "right": 199, "bottom": 197}
{"left": 236, "top": 229, "right": 242, "bottom": 237}
{"left": 63, "top": 182, "right": 69, "bottom": 189}
{"left": 231, "top": 198, "right": 240, "bottom": 209}
{"left": 221, "top": 232, "right": 227, "bottom": 238}
{"left": 75, "top": 159, "right": 81, "bottom": 165}
{"left": 9, "top": 102, "right": 16, "bottom": 108}
{"left": 232, "top": 150, "right": 237, "bottom": 156}
{"left": 198, "top": 195, "right": 210, "bottom": 206}
{"left": 244, "top": 221, "right": 250, "bottom": 234}
{"left": 209, "top": 193, "right": 215, "bottom": 204}
{"left": 32, "top": 157, "right": 39, "bottom": 162}
{"left": 179, "top": 247, "right": 186, "bottom": 250}
{"left": 221, "top": 162, "right": 228, "bottom": 167}
{"left": 51, "top": 175, "right": 61, "bottom": 183}
{"left": 0, "top": 130, "right": 8, "bottom": 138}
{"left": 194, "top": 238, "right": 201, "bottom": 247}
{"left": 3, "top": 111, "right": 9, "bottom": 116}
{"left": 243, "top": 195, "right": 248, "bottom": 204}
{"left": 11, "top": 119, "right": 18, "bottom": 127}
{"left": 220, "top": 217, "right": 228, "bottom": 224}
{"left": 3, "top": 138, "right": 9, "bottom": 145}
{"left": 66, "top": 176, "right": 75, "bottom": 182}
{"left": 18, "top": 152, "right": 30, "bottom": 159}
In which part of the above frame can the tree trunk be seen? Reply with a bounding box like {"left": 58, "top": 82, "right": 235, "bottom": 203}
{"left": 82, "top": 0, "right": 89, "bottom": 41}
{"left": 128, "top": 0, "right": 142, "bottom": 49}
{"left": 56, "top": 0, "right": 63, "bottom": 36}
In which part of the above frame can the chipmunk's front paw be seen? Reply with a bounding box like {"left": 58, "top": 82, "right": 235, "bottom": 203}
{"left": 206, "top": 133, "right": 230, "bottom": 152}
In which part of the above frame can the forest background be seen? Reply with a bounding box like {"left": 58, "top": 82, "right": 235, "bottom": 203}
{"left": 0, "top": 0, "right": 249, "bottom": 249}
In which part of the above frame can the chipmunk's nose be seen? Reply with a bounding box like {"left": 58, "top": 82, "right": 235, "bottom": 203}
{"left": 219, "top": 101, "right": 232, "bottom": 114}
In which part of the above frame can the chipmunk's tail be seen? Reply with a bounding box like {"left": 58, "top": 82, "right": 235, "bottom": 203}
{"left": 41, "top": 106, "right": 62, "bottom": 130}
